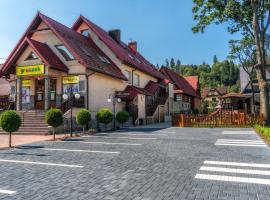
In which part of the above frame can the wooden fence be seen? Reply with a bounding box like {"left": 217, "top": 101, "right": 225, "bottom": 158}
{"left": 172, "top": 111, "right": 264, "bottom": 127}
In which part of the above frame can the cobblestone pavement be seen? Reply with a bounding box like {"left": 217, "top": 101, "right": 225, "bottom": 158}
{"left": 0, "top": 127, "right": 269, "bottom": 199}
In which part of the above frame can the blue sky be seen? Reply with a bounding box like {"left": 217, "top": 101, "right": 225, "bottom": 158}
{"left": 0, "top": 0, "right": 239, "bottom": 66}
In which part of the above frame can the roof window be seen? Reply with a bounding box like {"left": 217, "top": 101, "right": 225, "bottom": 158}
{"left": 55, "top": 45, "right": 74, "bottom": 61}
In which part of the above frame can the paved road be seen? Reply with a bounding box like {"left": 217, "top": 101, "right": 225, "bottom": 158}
{"left": 0, "top": 127, "right": 269, "bottom": 199}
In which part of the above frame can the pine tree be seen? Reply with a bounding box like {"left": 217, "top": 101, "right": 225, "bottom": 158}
{"left": 170, "top": 58, "right": 175, "bottom": 71}
{"left": 213, "top": 55, "right": 218, "bottom": 64}
{"left": 165, "top": 59, "right": 169, "bottom": 67}
{"left": 175, "top": 59, "right": 181, "bottom": 73}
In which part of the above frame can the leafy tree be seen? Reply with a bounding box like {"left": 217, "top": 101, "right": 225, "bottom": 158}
{"left": 116, "top": 111, "right": 130, "bottom": 127}
{"left": 0, "top": 110, "right": 21, "bottom": 147}
{"left": 76, "top": 109, "right": 91, "bottom": 134}
{"left": 45, "top": 109, "right": 63, "bottom": 140}
{"left": 192, "top": 0, "right": 270, "bottom": 124}
{"left": 97, "top": 108, "right": 113, "bottom": 126}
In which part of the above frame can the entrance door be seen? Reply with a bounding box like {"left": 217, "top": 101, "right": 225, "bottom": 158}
{"left": 35, "top": 79, "right": 45, "bottom": 110}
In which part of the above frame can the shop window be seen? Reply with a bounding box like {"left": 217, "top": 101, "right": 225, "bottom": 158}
{"left": 55, "top": 45, "right": 75, "bottom": 61}
{"left": 25, "top": 52, "right": 38, "bottom": 60}
{"left": 79, "top": 80, "right": 85, "bottom": 92}
{"left": 50, "top": 79, "right": 57, "bottom": 101}
{"left": 124, "top": 70, "right": 131, "bottom": 84}
{"left": 133, "top": 74, "right": 140, "bottom": 86}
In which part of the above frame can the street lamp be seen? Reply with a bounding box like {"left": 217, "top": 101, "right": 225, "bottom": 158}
{"left": 63, "top": 88, "right": 80, "bottom": 137}
{"left": 107, "top": 94, "right": 121, "bottom": 130}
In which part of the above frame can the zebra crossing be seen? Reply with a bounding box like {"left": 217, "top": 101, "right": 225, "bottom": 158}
{"left": 215, "top": 139, "right": 267, "bottom": 147}
{"left": 195, "top": 160, "right": 270, "bottom": 185}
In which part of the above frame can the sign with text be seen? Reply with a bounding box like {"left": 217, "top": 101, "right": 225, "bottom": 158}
{"left": 63, "top": 76, "right": 79, "bottom": 84}
{"left": 16, "top": 64, "right": 45, "bottom": 76}
{"left": 22, "top": 80, "right": 31, "bottom": 87}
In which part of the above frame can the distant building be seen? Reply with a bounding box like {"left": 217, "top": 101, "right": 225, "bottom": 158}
{"left": 201, "top": 86, "right": 228, "bottom": 106}
{"left": 160, "top": 67, "right": 200, "bottom": 113}
{"left": 241, "top": 67, "right": 270, "bottom": 113}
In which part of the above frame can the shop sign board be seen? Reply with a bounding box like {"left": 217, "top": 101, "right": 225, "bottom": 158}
{"left": 16, "top": 64, "right": 45, "bottom": 76}
{"left": 63, "top": 76, "right": 79, "bottom": 84}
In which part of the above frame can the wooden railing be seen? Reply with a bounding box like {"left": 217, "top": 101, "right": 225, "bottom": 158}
{"left": 146, "top": 94, "right": 168, "bottom": 117}
{"left": 58, "top": 96, "right": 85, "bottom": 114}
{"left": 172, "top": 111, "right": 264, "bottom": 127}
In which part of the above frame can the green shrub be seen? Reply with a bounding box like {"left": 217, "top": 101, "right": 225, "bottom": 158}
{"left": 76, "top": 109, "right": 91, "bottom": 134}
{"left": 97, "top": 108, "right": 113, "bottom": 126}
{"left": 0, "top": 110, "right": 21, "bottom": 147}
{"left": 116, "top": 111, "right": 129, "bottom": 127}
{"left": 45, "top": 109, "right": 63, "bottom": 140}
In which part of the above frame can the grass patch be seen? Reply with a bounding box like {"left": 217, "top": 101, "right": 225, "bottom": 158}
{"left": 255, "top": 125, "right": 270, "bottom": 141}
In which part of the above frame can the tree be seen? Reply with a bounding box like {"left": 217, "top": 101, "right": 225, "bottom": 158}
{"left": 97, "top": 108, "right": 113, "bottom": 127}
{"left": 192, "top": 0, "right": 270, "bottom": 124}
{"left": 0, "top": 110, "right": 21, "bottom": 147}
{"left": 76, "top": 109, "right": 91, "bottom": 134}
{"left": 170, "top": 58, "right": 176, "bottom": 71}
{"left": 116, "top": 111, "right": 130, "bottom": 127}
{"left": 176, "top": 59, "right": 181, "bottom": 73}
{"left": 45, "top": 109, "right": 63, "bottom": 140}
{"left": 213, "top": 55, "right": 218, "bottom": 64}
{"left": 165, "top": 59, "right": 169, "bottom": 67}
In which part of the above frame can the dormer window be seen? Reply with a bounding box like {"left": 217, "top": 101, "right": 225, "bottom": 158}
{"left": 25, "top": 52, "right": 38, "bottom": 60}
{"left": 55, "top": 45, "right": 75, "bottom": 61}
{"left": 97, "top": 54, "right": 111, "bottom": 64}
{"left": 81, "top": 29, "right": 90, "bottom": 37}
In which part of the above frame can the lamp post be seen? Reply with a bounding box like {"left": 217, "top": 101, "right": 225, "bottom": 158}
{"left": 107, "top": 94, "right": 121, "bottom": 130}
{"left": 63, "top": 86, "right": 80, "bottom": 137}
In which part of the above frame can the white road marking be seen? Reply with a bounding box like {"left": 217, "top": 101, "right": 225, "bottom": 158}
{"left": 215, "top": 139, "right": 266, "bottom": 147}
{"left": 110, "top": 132, "right": 168, "bottom": 136}
{"left": 222, "top": 131, "right": 255, "bottom": 135}
{"left": 0, "top": 189, "right": 16, "bottom": 195}
{"left": 217, "top": 139, "right": 264, "bottom": 143}
{"left": 204, "top": 161, "right": 270, "bottom": 168}
{"left": 215, "top": 143, "right": 267, "bottom": 147}
{"left": 195, "top": 173, "right": 270, "bottom": 185}
{"left": 83, "top": 136, "right": 157, "bottom": 140}
{"left": 42, "top": 148, "right": 120, "bottom": 154}
{"left": 200, "top": 166, "right": 270, "bottom": 176}
{"left": 155, "top": 130, "right": 175, "bottom": 134}
{"left": 0, "top": 159, "right": 83, "bottom": 168}
{"left": 59, "top": 140, "right": 142, "bottom": 146}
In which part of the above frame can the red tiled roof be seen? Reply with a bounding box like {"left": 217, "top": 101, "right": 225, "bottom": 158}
{"left": 185, "top": 76, "right": 199, "bottom": 91}
{"left": 1, "top": 13, "right": 127, "bottom": 81}
{"left": 144, "top": 81, "right": 160, "bottom": 95}
{"left": 72, "top": 16, "right": 165, "bottom": 80}
{"left": 27, "top": 38, "right": 68, "bottom": 72}
{"left": 123, "top": 85, "right": 151, "bottom": 101}
{"left": 201, "top": 86, "right": 228, "bottom": 99}
{"left": 160, "top": 67, "right": 197, "bottom": 97}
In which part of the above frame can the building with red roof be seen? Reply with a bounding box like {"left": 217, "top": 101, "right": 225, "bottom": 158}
{"left": 160, "top": 67, "right": 201, "bottom": 113}
{"left": 0, "top": 12, "right": 172, "bottom": 126}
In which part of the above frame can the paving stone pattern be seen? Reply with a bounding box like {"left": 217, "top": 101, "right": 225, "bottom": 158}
{"left": 0, "top": 127, "right": 268, "bottom": 199}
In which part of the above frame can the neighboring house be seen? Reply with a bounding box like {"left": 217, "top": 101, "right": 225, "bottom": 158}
{"left": 185, "top": 76, "right": 201, "bottom": 112}
{"left": 0, "top": 12, "right": 171, "bottom": 125}
{"left": 201, "top": 86, "right": 227, "bottom": 105}
{"left": 240, "top": 67, "right": 270, "bottom": 113}
{"left": 160, "top": 67, "right": 199, "bottom": 113}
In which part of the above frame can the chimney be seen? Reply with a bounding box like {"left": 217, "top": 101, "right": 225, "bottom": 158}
{"left": 128, "top": 41, "right": 137, "bottom": 52}
{"left": 108, "top": 29, "right": 121, "bottom": 43}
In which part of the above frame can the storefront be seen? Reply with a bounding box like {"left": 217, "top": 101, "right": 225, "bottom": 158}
{"left": 16, "top": 64, "right": 85, "bottom": 111}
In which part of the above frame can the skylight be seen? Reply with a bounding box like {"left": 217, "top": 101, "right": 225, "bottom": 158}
{"left": 97, "top": 54, "right": 111, "bottom": 64}
{"left": 55, "top": 45, "right": 74, "bottom": 61}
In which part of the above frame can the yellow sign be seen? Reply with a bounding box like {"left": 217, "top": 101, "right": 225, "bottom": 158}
{"left": 16, "top": 64, "right": 45, "bottom": 76}
{"left": 22, "top": 80, "right": 31, "bottom": 87}
{"left": 63, "top": 76, "right": 79, "bottom": 84}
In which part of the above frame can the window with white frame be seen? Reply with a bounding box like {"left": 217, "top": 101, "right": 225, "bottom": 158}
{"left": 175, "top": 94, "right": 182, "bottom": 101}
{"left": 81, "top": 29, "right": 90, "bottom": 37}
{"left": 133, "top": 74, "right": 140, "bottom": 86}
{"left": 55, "top": 45, "right": 75, "bottom": 61}
{"left": 124, "top": 70, "right": 131, "bottom": 84}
